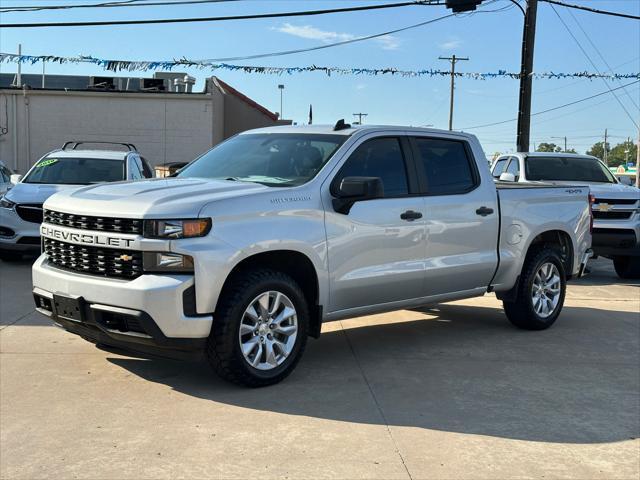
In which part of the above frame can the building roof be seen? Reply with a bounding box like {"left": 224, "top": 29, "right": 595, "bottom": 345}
{"left": 212, "top": 78, "right": 279, "bottom": 121}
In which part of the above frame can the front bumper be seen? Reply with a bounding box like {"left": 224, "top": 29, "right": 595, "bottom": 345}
{"left": 32, "top": 254, "right": 213, "bottom": 354}
{"left": 592, "top": 228, "right": 640, "bottom": 257}
{"left": 0, "top": 207, "right": 41, "bottom": 251}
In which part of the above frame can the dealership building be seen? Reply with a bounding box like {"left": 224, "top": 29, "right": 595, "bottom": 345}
{"left": 0, "top": 72, "right": 289, "bottom": 174}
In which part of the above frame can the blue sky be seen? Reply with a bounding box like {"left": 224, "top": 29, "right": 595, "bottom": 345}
{"left": 1, "top": 0, "right": 638, "bottom": 156}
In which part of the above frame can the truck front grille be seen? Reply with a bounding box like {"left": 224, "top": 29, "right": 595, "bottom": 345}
{"left": 44, "top": 238, "right": 143, "bottom": 279}
{"left": 593, "top": 211, "right": 633, "bottom": 220}
{"left": 15, "top": 204, "right": 44, "bottom": 223}
{"left": 43, "top": 209, "right": 143, "bottom": 235}
{"left": 593, "top": 198, "right": 637, "bottom": 205}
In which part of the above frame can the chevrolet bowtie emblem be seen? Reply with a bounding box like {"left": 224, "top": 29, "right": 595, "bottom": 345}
{"left": 597, "top": 203, "right": 612, "bottom": 212}
{"left": 119, "top": 254, "right": 133, "bottom": 262}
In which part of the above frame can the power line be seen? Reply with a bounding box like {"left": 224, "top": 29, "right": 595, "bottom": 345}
{"left": 0, "top": 0, "right": 241, "bottom": 14}
{"left": 0, "top": 1, "right": 441, "bottom": 28}
{"left": 540, "top": 0, "right": 640, "bottom": 21}
{"left": 550, "top": 4, "right": 639, "bottom": 129}
{"left": 564, "top": 6, "right": 640, "bottom": 111}
{"left": 462, "top": 80, "right": 640, "bottom": 130}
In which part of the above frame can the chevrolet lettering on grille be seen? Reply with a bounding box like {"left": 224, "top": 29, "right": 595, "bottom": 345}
{"left": 40, "top": 224, "right": 135, "bottom": 248}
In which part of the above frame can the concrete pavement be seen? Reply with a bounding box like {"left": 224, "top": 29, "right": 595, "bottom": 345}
{"left": 1, "top": 257, "right": 638, "bottom": 479}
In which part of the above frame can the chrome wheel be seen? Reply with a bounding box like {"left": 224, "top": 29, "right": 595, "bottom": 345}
{"left": 531, "top": 262, "right": 561, "bottom": 319}
{"left": 238, "top": 291, "right": 298, "bottom": 371}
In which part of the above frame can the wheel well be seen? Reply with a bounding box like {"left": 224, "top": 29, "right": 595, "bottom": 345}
{"left": 221, "top": 250, "right": 322, "bottom": 338}
{"left": 528, "top": 230, "right": 574, "bottom": 275}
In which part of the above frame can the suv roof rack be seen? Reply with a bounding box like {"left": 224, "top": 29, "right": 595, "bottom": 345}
{"left": 61, "top": 141, "right": 138, "bottom": 152}
{"left": 333, "top": 119, "right": 351, "bottom": 131}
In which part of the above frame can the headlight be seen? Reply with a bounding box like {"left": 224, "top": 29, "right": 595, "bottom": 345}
{"left": 144, "top": 218, "right": 211, "bottom": 239}
{"left": 0, "top": 196, "right": 16, "bottom": 210}
{"left": 143, "top": 252, "right": 194, "bottom": 273}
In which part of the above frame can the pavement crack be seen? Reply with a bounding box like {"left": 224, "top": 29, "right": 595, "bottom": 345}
{"left": 339, "top": 320, "right": 414, "bottom": 480}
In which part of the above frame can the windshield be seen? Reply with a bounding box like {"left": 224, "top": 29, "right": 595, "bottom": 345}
{"left": 525, "top": 156, "right": 616, "bottom": 183}
{"left": 177, "top": 133, "right": 347, "bottom": 186}
{"left": 23, "top": 157, "right": 125, "bottom": 185}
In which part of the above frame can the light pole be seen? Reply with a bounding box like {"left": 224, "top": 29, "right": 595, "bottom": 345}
{"left": 278, "top": 84, "right": 285, "bottom": 119}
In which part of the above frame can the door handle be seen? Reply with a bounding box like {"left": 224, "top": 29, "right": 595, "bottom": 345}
{"left": 476, "top": 206, "right": 494, "bottom": 217}
{"left": 400, "top": 210, "right": 423, "bottom": 221}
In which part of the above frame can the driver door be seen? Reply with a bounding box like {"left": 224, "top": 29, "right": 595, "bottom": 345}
{"left": 324, "top": 135, "right": 426, "bottom": 313}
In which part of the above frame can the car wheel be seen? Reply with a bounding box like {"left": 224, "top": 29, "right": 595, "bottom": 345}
{"left": 503, "top": 247, "right": 566, "bottom": 331}
{"left": 206, "top": 269, "right": 309, "bottom": 387}
{"left": 613, "top": 256, "right": 640, "bottom": 280}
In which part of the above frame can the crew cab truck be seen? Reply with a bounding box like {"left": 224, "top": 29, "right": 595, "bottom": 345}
{"left": 492, "top": 152, "right": 640, "bottom": 279}
{"left": 32, "top": 124, "right": 592, "bottom": 387}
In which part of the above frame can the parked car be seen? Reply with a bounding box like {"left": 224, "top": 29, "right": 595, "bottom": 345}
{"left": 0, "top": 141, "right": 154, "bottom": 261}
{"left": 32, "top": 124, "right": 592, "bottom": 386}
{"left": 492, "top": 152, "right": 639, "bottom": 279}
{"left": 0, "top": 161, "right": 13, "bottom": 195}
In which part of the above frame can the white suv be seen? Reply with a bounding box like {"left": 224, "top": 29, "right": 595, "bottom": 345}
{"left": 0, "top": 142, "right": 154, "bottom": 261}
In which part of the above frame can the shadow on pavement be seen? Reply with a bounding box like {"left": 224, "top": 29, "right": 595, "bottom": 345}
{"left": 106, "top": 303, "right": 640, "bottom": 446}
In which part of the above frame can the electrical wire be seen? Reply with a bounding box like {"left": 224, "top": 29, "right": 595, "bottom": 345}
{"left": 549, "top": 4, "right": 638, "bottom": 130}
{"left": 0, "top": 0, "right": 242, "bottom": 14}
{"left": 540, "top": 0, "right": 640, "bottom": 21}
{"left": 564, "top": 6, "right": 640, "bottom": 111}
{"left": 0, "top": 1, "right": 442, "bottom": 28}
{"left": 461, "top": 79, "right": 640, "bottom": 130}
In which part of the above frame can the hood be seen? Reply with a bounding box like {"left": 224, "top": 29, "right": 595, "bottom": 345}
{"left": 3, "top": 182, "right": 79, "bottom": 204}
{"left": 543, "top": 180, "right": 639, "bottom": 199}
{"left": 44, "top": 177, "right": 270, "bottom": 218}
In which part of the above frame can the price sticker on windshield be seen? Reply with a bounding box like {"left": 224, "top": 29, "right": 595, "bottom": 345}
{"left": 35, "top": 159, "right": 58, "bottom": 168}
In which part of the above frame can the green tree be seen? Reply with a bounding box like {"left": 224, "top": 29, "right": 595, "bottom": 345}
{"left": 586, "top": 141, "right": 610, "bottom": 161}
{"left": 586, "top": 140, "right": 637, "bottom": 167}
{"left": 536, "top": 142, "right": 561, "bottom": 152}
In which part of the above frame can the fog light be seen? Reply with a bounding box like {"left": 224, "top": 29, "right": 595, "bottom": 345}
{"left": 143, "top": 252, "right": 194, "bottom": 273}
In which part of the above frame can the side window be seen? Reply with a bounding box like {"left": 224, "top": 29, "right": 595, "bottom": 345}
{"left": 140, "top": 157, "right": 154, "bottom": 178}
{"left": 506, "top": 158, "right": 520, "bottom": 181}
{"left": 335, "top": 137, "right": 409, "bottom": 197}
{"left": 492, "top": 158, "right": 508, "bottom": 178}
{"left": 0, "top": 167, "right": 8, "bottom": 183}
{"left": 128, "top": 157, "right": 143, "bottom": 180}
{"left": 413, "top": 138, "right": 477, "bottom": 195}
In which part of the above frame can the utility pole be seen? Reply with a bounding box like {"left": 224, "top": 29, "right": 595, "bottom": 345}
{"left": 277, "top": 84, "right": 285, "bottom": 119}
{"left": 352, "top": 113, "right": 368, "bottom": 125}
{"left": 636, "top": 129, "right": 639, "bottom": 188}
{"left": 516, "top": 0, "right": 538, "bottom": 152}
{"left": 16, "top": 44, "right": 22, "bottom": 88}
{"left": 552, "top": 136, "right": 567, "bottom": 152}
{"left": 604, "top": 129, "right": 608, "bottom": 165}
{"left": 439, "top": 54, "right": 468, "bottom": 130}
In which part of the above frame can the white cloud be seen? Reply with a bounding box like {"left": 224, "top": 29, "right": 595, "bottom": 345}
{"left": 439, "top": 38, "right": 463, "bottom": 50}
{"left": 274, "top": 23, "right": 400, "bottom": 50}
{"left": 355, "top": 83, "right": 367, "bottom": 90}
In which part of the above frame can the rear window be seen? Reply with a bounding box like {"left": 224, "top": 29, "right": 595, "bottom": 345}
{"left": 23, "top": 157, "right": 125, "bottom": 185}
{"left": 525, "top": 156, "right": 615, "bottom": 183}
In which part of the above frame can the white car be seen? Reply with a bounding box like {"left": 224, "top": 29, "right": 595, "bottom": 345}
{"left": 0, "top": 161, "right": 13, "bottom": 196}
{"left": 0, "top": 142, "right": 154, "bottom": 261}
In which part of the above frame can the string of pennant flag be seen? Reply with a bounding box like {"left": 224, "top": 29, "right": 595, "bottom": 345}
{"left": 1, "top": 53, "right": 639, "bottom": 81}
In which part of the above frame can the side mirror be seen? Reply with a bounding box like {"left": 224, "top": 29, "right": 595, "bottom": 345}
{"left": 499, "top": 172, "right": 516, "bottom": 182}
{"left": 332, "top": 176, "right": 384, "bottom": 214}
{"left": 10, "top": 174, "right": 22, "bottom": 185}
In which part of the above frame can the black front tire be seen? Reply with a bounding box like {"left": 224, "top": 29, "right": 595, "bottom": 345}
{"left": 613, "top": 256, "right": 640, "bottom": 280}
{"left": 503, "top": 247, "right": 567, "bottom": 331}
{"left": 206, "top": 268, "right": 309, "bottom": 387}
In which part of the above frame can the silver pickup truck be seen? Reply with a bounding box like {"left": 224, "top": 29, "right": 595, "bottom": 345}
{"left": 32, "top": 124, "right": 592, "bottom": 386}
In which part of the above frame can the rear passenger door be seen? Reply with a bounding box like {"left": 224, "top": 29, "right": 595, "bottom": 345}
{"left": 410, "top": 136, "right": 499, "bottom": 295}
{"left": 325, "top": 135, "right": 426, "bottom": 312}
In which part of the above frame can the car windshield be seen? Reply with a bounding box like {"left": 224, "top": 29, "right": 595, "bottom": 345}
{"left": 23, "top": 157, "right": 125, "bottom": 185}
{"left": 525, "top": 156, "right": 616, "bottom": 183}
{"left": 177, "top": 133, "right": 347, "bottom": 186}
